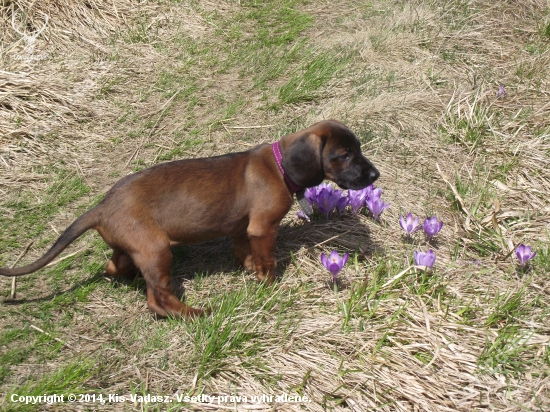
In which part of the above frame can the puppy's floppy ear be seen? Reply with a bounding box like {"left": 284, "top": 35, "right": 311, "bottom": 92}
{"left": 282, "top": 132, "right": 326, "bottom": 189}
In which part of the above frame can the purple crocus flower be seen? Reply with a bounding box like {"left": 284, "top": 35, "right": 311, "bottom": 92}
{"left": 321, "top": 250, "right": 349, "bottom": 282}
{"left": 364, "top": 184, "right": 381, "bottom": 200}
{"left": 347, "top": 188, "right": 369, "bottom": 213}
{"left": 399, "top": 213, "right": 421, "bottom": 235}
{"left": 336, "top": 195, "right": 349, "bottom": 213}
{"left": 366, "top": 196, "right": 390, "bottom": 222}
{"left": 414, "top": 250, "right": 436, "bottom": 268}
{"left": 317, "top": 187, "right": 344, "bottom": 219}
{"left": 296, "top": 210, "right": 310, "bottom": 221}
{"left": 497, "top": 84, "right": 506, "bottom": 98}
{"left": 306, "top": 183, "right": 334, "bottom": 201}
{"left": 424, "top": 216, "right": 443, "bottom": 241}
{"left": 315, "top": 182, "right": 335, "bottom": 197}
{"left": 304, "top": 186, "right": 318, "bottom": 205}
{"left": 515, "top": 244, "right": 536, "bottom": 266}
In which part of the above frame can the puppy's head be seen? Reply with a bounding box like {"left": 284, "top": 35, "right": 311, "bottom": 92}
{"left": 282, "top": 120, "right": 379, "bottom": 190}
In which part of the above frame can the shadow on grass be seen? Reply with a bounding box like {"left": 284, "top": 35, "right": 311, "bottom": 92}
{"left": 169, "top": 210, "right": 381, "bottom": 278}
{"left": 2, "top": 211, "right": 381, "bottom": 308}
{"left": 2, "top": 270, "right": 106, "bottom": 306}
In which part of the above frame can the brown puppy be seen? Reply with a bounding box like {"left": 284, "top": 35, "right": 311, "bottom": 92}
{"left": 0, "top": 120, "right": 379, "bottom": 318}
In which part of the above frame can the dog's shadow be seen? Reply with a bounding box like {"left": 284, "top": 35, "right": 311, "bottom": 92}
{"left": 3, "top": 270, "right": 107, "bottom": 306}
{"left": 277, "top": 213, "right": 383, "bottom": 290}
{"left": 3, "top": 213, "right": 383, "bottom": 306}
{"left": 167, "top": 212, "right": 383, "bottom": 295}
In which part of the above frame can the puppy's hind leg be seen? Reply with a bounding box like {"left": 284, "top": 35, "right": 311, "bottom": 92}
{"left": 105, "top": 249, "right": 138, "bottom": 279}
{"left": 130, "top": 239, "right": 205, "bottom": 319}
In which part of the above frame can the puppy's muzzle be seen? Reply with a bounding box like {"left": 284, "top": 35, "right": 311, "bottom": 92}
{"left": 338, "top": 160, "right": 380, "bottom": 190}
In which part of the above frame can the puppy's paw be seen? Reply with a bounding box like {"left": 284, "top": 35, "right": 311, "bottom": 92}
{"left": 257, "top": 273, "right": 276, "bottom": 285}
{"left": 243, "top": 255, "right": 255, "bottom": 272}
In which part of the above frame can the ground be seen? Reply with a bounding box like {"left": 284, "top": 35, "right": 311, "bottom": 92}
{"left": 0, "top": 1, "right": 549, "bottom": 411}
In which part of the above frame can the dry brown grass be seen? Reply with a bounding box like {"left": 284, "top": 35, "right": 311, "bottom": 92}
{"left": 1, "top": 0, "right": 549, "bottom": 411}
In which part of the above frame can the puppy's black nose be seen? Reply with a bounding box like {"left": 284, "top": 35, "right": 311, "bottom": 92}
{"left": 370, "top": 169, "right": 380, "bottom": 182}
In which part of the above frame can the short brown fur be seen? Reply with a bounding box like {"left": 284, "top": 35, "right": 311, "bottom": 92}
{"left": 0, "top": 120, "right": 379, "bottom": 319}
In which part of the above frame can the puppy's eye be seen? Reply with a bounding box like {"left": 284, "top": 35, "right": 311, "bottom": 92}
{"left": 340, "top": 153, "right": 350, "bottom": 160}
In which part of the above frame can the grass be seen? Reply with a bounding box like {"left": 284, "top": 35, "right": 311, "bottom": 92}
{"left": 0, "top": 169, "right": 90, "bottom": 260}
{"left": 277, "top": 51, "right": 350, "bottom": 106}
{"left": 1, "top": 0, "right": 550, "bottom": 411}
{"left": 7, "top": 360, "right": 97, "bottom": 412}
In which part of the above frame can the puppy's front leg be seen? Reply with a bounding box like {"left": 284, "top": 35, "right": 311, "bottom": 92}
{"left": 247, "top": 219, "right": 279, "bottom": 284}
{"left": 232, "top": 234, "right": 255, "bottom": 272}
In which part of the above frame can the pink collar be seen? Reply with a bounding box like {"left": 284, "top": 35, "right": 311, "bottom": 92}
{"left": 271, "top": 141, "right": 302, "bottom": 193}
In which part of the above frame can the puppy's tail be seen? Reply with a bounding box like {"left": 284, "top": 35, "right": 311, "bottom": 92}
{"left": 0, "top": 208, "right": 99, "bottom": 277}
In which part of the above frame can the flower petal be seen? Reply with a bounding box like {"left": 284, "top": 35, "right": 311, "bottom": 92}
{"left": 412, "top": 217, "right": 421, "bottom": 232}
{"left": 341, "top": 253, "right": 349, "bottom": 268}
{"left": 329, "top": 262, "right": 341, "bottom": 275}
{"left": 320, "top": 253, "right": 329, "bottom": 269}
{"left": 329, "top": 250, "right": 340, "bottom": 263}
{"left": 414, "top": 250, "right": 436, "bottom": 268}
{"left": 399, "top": 215, "right": 406, "bottom": 231}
